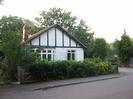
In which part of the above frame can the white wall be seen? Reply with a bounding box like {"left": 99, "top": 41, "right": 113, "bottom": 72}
{"left": 31, "top": 37, "right": 39, "bottom": 45}
{"left": 54, "top": 48, "right": 84, "bottom": 61}
{"left": 49, "top": 28, "right": 55, "bottom": 46}
{"left": 40, "top": 32, "right": 47, "bottom": 46}
{"left": 71, "top": 39, "right": 76, "bottom": 46}
{"left": 56, "top": 28, "right": 63, "bottom": 46}
{"left": 64, "top": 33, "right": 69, "bottom": 46}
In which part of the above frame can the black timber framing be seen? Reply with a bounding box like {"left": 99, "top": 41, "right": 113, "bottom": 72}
{"left": 39, "top": 36, "right": 41, "bottom": 46}
{"left": 55, "top": 28, "right": 57, "bottom": 47}
{"left": 62, "top": 32, "right": 64, "bottom": 47}
{"left": 69, "top": 38, "right": 71, "bottom": 47}
{"left": 31, "top": 45, "right": 82, "bottom": 48}
{"left": 47, "top": 31, "right": 49, "bottom": 46}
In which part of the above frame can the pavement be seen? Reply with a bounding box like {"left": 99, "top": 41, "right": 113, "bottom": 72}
{"left": 0, "top": 68, "right": 126, "bottom": 91}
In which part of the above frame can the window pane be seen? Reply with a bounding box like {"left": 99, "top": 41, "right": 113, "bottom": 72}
{"left": 72, "top": 53, "right": 75, "bottom": 60}
{"left": 67, "top": 53, "right": 71, "bottom": 60}
{"left": 48, "top": 54, "right": 51, "bottom": 61}
{"left": 48, "top": 50, "right": 51, "bottom": 53}
{"left": 68, "top": 50, "right": 70, "bottom": 53}
{"left": 43, "top": 50, "right": 46, "bottom": 53}
{"left": 72, "top": 50, "right": 75, "bottom": 52}
{"left": 42, "top": 54, "right": 46, "bottom": 59}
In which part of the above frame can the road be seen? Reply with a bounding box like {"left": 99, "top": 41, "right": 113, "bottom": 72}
{"left": 0, "top": 68, "right": 133, "bottom": 99}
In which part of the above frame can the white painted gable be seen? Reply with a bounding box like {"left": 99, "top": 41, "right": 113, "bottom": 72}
{"left": 30, "top": 27, "right": 81, "bottom": 48}
{"left": 48, "top": 28, "right": 55, "bottom": 46}
{"left": 31, "top": 37, "right": 39, "bottom": 45}
{"left": 56, "top": 29, "right": 63, "bottom": 46}
{"left": 40, "top": 32, "right": 47, "bottom": 46}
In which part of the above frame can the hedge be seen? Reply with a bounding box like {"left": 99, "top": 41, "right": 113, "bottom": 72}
{"left": 26, "top": 58, "right": 118, "bottom": 81}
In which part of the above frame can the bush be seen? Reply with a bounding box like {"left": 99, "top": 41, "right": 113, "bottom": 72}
{"left": 97, "top": 62, "right": 113, "bottom": 75}
{"left": 27, "top": 59, "right": 118, "bottom": 81}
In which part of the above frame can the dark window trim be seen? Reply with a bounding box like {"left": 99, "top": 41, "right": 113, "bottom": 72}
{"left": 39, "top": 36, "right": 41, "bottom": 46}
{"left": 69, "top": 38, "right": 71, "bottom": 47}
{"left": 76, "top": 42, "right": 78, "bottom": 47}
{"left": 55, "top": 28, "right": 57, "bottom": 47}
{"left": 62, "top": 32, "right": 64, "bottom": 47}
{"left": 47, "top": 31, "right": 49, "bottom": 46}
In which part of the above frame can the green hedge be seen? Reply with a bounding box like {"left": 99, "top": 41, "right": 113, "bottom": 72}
{"left": 27, "top": 58, "right": 118, "bottom": 81}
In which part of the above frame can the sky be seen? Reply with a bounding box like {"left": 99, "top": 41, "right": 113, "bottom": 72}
{"left": 0, "top": 0, "right": 133, "bottom": 43}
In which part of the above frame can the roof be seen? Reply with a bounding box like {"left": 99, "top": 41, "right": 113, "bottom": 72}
{"left": 25, "top": 24, "right": 87, "bottom": 48}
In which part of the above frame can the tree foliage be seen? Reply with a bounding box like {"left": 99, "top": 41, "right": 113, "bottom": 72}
{"left": 131, "top": 38, "right": 133, "bottom": 43}
{"left": 113, "top": 39, "right": 120, "bottom": 55}
{"left": 0, "top": 16, "right": 23, "bottom": 36}
{"left": 0, "top": 16, "right": 23, "bottom": 61}
{"left": 0, "top": 16, "right": 36, "bottom": 80}
{"left": 0, "top": 16, "right": 39, "bottom": 37}
{"left": 106, "top": 43, "right": 114, "bottom": 59}
{"left": 35, "top": 8, "right": 77, "bottom": 33}
{"left": 28, "top": 21, "right": 40, "bottom": 34}
{"left": 117, "top": 33, "right": 133, "bottom": 64}
{"left": 73, "top": 20, "right": 94, "bottom": 57}
{"left": 92, "top": 38, "right": 107, "bottom": 59}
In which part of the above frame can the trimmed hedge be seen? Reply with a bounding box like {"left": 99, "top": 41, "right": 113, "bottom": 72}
{"left": 27, "top": 58, "right": 118, "bottom": 81}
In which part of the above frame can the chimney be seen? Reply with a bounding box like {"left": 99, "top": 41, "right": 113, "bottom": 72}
{"left": 22, "top": 19, "right": 30, "bottom": 42}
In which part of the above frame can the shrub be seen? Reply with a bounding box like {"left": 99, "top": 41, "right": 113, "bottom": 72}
{"left": 27, "top": 59, "right": 118, "bottom": 81}
{"left": 97, "top": 62, "right": 113, "bottom": 75}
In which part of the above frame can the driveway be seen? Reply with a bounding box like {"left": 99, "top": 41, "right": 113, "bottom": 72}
{"left": 0, "top": 68, "right": 133, "bottom": 99}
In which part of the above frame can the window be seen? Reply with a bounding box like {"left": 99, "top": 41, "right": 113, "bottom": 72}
{"left": 67, "top": 50, "right": 75, "bottom": 60}
{"left": 32, "top": 48, "right": 54, "bottom": 61}
{"left": 39, "top": 49, "right": 54, "bottom": 61}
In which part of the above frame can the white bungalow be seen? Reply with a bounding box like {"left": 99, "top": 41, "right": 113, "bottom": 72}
{"left": 23, "top": 24, "right": 86, "bottom": 61}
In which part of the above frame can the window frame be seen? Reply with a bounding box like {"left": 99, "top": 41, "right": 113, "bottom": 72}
{"left": 32, "top": 48, "right": 54, "bottom": 61}
{"left": 67, "top": 50, "right": 76, "bottom": 60}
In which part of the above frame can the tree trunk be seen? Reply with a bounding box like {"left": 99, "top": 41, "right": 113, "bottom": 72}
{"left": 17, "top": 66, "right": 21, "bottom": 84}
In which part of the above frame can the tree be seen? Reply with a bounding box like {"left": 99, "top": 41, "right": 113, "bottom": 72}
{"left": 117, "top": 33, "right": 133, "bottom": 65}
{"left": 0, "top": 16, "right": 23, "bottom": 38}
{"left": 92, "top": 38, "right": 107, "bottom": 59}
{"left": 113, "top": 39, "right": 120, "bottom": 56}
{"left": 131, "top": 38, "right": 133, "bottom": 43}
{"left": 0, "top": 16, "right": 36, "bottom": 81}
{"left": 0, "top": 16, "right": 24, "bottom": 69}
{"left": 35, "top": 8, "right": 77, "bottom": 33}
{"left": 28, "top": 21, "right": 40, "bottom": 34}
{"left": 73, "top": 20, "right": 94, "bottom": 57}
{"left": 106, "top": 43, "right": 114, "bottom": 59}
{"left": 36, "top": 8, "right": 94, "bottom": 57}
{"left": 0, "top": 16, "right": 39, "bottom": 36}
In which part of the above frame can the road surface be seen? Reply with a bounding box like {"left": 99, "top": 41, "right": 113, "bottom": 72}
{"left": 0, "top": 68, "right": 133, "bottom": 99}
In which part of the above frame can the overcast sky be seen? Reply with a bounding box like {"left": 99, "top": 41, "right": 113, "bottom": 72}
{"left": 1, "top": 0, "right": 133, "bottom": 43}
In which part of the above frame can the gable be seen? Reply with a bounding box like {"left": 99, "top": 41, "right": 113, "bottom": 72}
{"left": 26, "top": 24, "right": 86, "bottom": 48}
